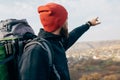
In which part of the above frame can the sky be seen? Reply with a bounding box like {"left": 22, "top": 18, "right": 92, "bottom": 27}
{"left": 0, "top": 0, "right": 120, "bottom": 42}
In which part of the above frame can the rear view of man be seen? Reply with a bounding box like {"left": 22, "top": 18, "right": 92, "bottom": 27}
{"left": 19, "top": 2, "right": 100, "bottom": 80}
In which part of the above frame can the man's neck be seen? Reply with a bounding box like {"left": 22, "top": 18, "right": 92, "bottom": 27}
{"left": 51, "top": 28, "right": 61, "bottom": 35}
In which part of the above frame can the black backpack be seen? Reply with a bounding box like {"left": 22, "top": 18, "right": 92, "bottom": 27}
{"left": 0, "top": 19, "right": 36, "bottom": 80}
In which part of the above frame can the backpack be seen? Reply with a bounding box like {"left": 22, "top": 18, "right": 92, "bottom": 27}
{"left": 22, "top": 38, "right": 60, "bottom": 80}
{"left": 0, "top": 19, "right": 36, "bottom": 80}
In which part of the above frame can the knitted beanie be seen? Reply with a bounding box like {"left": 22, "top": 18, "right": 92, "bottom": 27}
{"left": 38, "top": 2, "right": 68, "bottom": 32}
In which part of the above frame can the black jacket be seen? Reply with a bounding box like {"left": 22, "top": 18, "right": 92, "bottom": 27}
{"left": 19, "top": 24, "right": 90, "bottom": 80}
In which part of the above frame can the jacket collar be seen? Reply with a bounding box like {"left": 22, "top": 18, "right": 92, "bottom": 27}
{"left": 38, "top": 28, "right": 62, "bottom": 41}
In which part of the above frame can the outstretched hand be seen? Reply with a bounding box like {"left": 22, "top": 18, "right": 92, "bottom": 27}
{"left": 89, "top": 17, "right": 101, "bottom": 26}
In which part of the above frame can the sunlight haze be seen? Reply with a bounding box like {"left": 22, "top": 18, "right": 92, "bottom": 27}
{"left": 0, "top": 0, "right": 120, "bottom": 42}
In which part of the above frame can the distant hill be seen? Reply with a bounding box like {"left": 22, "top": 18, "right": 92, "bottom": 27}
{"left": 66, "top": 40, "right": 120, "bottom": 61}
{"left": 67, "top": 40, "right": 120, "bottom": 80}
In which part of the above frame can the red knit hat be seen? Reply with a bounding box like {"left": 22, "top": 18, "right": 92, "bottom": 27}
{"left": 38, "top": 3, "right": 68, "bottom": 32}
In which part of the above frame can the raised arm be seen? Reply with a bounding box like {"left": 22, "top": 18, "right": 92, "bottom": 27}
{"left": 63, "top": 17, "right": 101, "bottom": 50}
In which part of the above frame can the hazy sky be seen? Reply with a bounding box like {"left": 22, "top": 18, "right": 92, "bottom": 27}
{"left": 0, "top": 0, "right": 120, "bottom": 42}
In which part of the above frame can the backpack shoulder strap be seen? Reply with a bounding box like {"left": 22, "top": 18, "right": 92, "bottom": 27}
{"left": 24, "top": 38, "right": 60, "bottom": 80}
{"left": 24, "top": 38, "right": 53, "bottom": 66}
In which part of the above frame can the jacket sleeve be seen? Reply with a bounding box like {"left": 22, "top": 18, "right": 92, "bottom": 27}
{"left": 63, "top": 24, "right": 90, "bottom": 50}
{"left": 19, "top": 44, "right": 50, "bottom": 80}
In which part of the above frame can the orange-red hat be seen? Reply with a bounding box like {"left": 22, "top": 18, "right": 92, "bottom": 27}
{"left": 38, "top": 2, "right": 68, "bottom": 32}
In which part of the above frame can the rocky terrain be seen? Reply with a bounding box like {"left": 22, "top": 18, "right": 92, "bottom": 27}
{"left": 66, "top": 40, "right": 120, "bottom": 80}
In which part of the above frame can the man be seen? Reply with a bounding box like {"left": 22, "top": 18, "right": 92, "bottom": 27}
{"left": 19, "top": 2, "right": 100, "bottom": 80}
